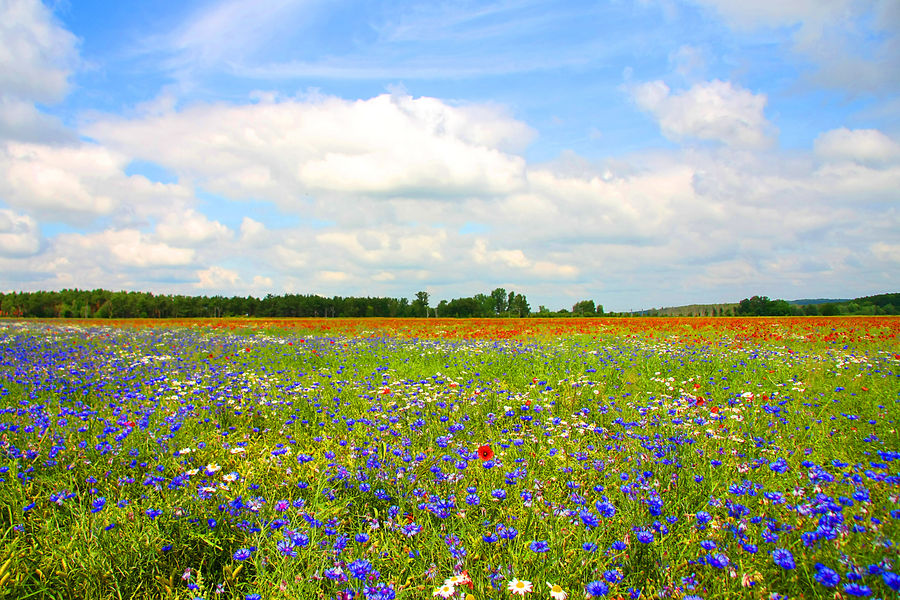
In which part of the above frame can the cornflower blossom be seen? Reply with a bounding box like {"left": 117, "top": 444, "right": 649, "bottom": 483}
{"left": 233, "top": 548, "right": 252, "bottom": 561}
{"left": 276, "top": 539, "right": 296, "bottom": 557}
{"left": 772, "top": 548, "right": 795, "bottom": 570}
{"left": 814, "top": 565, "right": 840, "bottom": 587}
{"left": 585, "top": 580, "right": 609, "bottom": 597}
{"left": 507, "top": 578, "right": 533, "bottom": 595}
{"left": 529, "top": 540, "right": 550, "bottom": 553}
{"left": 707, "top": 553, "right": 729, "bottom": 569}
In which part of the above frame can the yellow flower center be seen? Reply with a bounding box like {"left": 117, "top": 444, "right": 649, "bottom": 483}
{"left": 552, "top": 585, "right": 562, "bottom": 592}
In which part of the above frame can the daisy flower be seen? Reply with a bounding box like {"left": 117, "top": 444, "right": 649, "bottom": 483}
{"left": 547, "top": 582, "right": 568, "bottom": 599}
{"left": 445, "top": 572, "right": 472, "bottom": 588}
{"left": 433, "top": 583, "right": 455, "bottom": 598}
{"left": 508, "top": 578, "right": 533, "bottom": 595}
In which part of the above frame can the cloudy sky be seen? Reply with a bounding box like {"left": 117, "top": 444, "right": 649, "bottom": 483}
{"left": 1, "top": 0, "right": 898, "bottom": 311}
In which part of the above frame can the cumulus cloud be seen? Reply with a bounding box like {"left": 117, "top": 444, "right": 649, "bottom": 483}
{"left": 156, "top": 209, "right": 231, "bottom": 245}
{"left": 0, "top": 208, "right": 41, "bottom": 256}
{"left": 195, "top": 265, "right": 240, "bottom": 289}
{"left": 814, "top": 128, "right": 900, "bottom": 166}
{"left": 0, "top": 0, "right": 78, "bottom": 143}
{"left": 84, "top": 93, "right": 533, "bottom": 203}
{"left": 631, "top": 79, "right": 775, "bottom": 148}
{"left": 0, "top": 142, "right": 196, "bottom": 225}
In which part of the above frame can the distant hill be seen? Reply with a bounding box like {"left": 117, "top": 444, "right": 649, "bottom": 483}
{"left": 629, "top": 293, "right": 899, "bottom": 317}
{"left": 633, "top": 303, "right": 739, "bottom": 317}
{"left": 789, "top": 298, "right": 851, "bottom": 305}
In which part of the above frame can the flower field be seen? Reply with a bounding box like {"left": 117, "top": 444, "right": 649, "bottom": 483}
{"left": 0, "top": 317, "right": 898, "bottom": 599}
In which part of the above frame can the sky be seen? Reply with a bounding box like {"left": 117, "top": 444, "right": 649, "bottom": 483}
{"left": 0, "top": 0, "right": 898, "bottom": 312}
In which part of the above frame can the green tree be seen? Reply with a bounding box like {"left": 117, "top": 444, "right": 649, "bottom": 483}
{"left": 490, "top": 288, "right": 507, "bottom": 314}
{"left": 572, "top": 299, "right": 596, "bottom": 315}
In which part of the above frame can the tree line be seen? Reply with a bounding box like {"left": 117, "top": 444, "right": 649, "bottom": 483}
{"left": 0, "top": 288, "right": 537, "bottom": 319}
{"left": 0, "top": 289, "right": 894, "bottom": 319}
{"left": 735, "top": 294, "right": 900, "bottom": 316}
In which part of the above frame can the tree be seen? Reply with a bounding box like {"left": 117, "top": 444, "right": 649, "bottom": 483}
{"left": 509, "top": 292, "right": 530, "bottom": 316}
{"left": 411, "top": 291, "right": 430, "bottom": 317}
{"left": 572, "top": 299, "right": 596, "bottom": 315}
{"left": 490, "top": 288, "right": 507, "bottom": 314}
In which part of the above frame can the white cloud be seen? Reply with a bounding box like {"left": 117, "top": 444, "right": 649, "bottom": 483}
{"left": 156, "top": 208, "right": 231, "bottom": 245}
{"left": 814, "top": 128, "right": 900, "bottom": 166}
{"left": 631, "top": 79, "right": 774, "bottom": 148}
{"left": 0, "top": 0, "right": 78, "bottom": 143}
{"left": 0, "top": 142, "right": 120, "bottom": 219}
{"left": 689, "top": 0, "right": 900, "bottom": 92}
{"left": 0, "top": 0, "right": 76, "bottom": 103}
{"left": 55, "top": 229, "right": 195, "bottom": 268}
{"left": 0, "top": 208, "right": 40, "bottom": 256}
{"left": 195, "top": 265, "right": 240, "bottom": 288}
{"left": 0, "top": 142, "right": 195, "bottom": 226}
{"left": 85, "top": 93, "right": 533, "bottom": 203}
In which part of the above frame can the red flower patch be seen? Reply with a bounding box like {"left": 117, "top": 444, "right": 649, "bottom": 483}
{"left": 478, "top": 445, "right": 494, "bottom": 461}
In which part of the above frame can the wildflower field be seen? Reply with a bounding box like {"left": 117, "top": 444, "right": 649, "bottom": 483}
{"left": 0, "top": 317, "right": 898, "bottom": 600}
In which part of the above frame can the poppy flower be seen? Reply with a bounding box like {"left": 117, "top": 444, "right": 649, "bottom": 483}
{"left": 478, "top": 445, "right": 494, "bottom": 461}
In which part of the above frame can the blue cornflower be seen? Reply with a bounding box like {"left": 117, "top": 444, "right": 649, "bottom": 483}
{"left": 529, "top": 540, "right": 549, "bottom": 553}
{"left": 276, "top": 539, "right": 296, "bottom": 557}
{"left": 769, "top": 458, "right": 789, "bottom": 473}
{"left": 233, "top": 548, "right": 252, "bottom": 561}
{"left": 585, "top": 580, "right": 609, "bottom": 597}
{"left": 292, "top": 532, "right": 309, "bottom": 547}
{"left": 363, "top": 582, "right": 396, "bottom": 600}
{"left": 814, "top": 565, "right": 840, "bottom": 588}
{"left": 636, "top": 530, "right": 654, "bottom": 544}
{"left": 145, "top": 508, "right": 162, "bottom": 520}
{"left": 581, "top": 511, "right": 600, "bottom": 529}
{"left": 482, "top": 533, "right": 499, "bottom": 543}
{"left": 23, "top": 502, "right": 35, "bottom": 513}
{"left": 582, "top": 542, "right": 598, "bottom": 553}
{"left": 772, "top": 548, "right": 795, "bottom": 570}
{"left": 348, "top": 559, "right": 372, "bottom": 580}
{"left": 842, "top": 583, "right": 872, "bottom": 597}
{"left": 882, "top": 572, "right": 900, "bottom": 591}
{"left": 498, "top": 525, "right": 518, "bottom": 540}
{"left": 400, "top": 522, "right": 421, "bottom": 537}
{"left": 695, "top": 511, "right": 711, "bottom": 529}
{"left": 245, "top": 594, "right": 261, "bottom": 600}
{"left": 596, "top": 500, "right": 616, "bottom": 518}
{"left": 603, "top": 570, "right": 622, "bottom": 584}
{"left": 104, "top": 523, "right": 116, "bottom": 531}
{"left": 465, "top": 493, "right": 480, "bottom": 506}
{"left": 355, "top": 532, "right": 369, "bottom": 544}
{"left": 610, "top": 540, "right": 627, "bottom": 551}
{"left": 707, "top": 553, "right": 729, "bottom": 569}
{"left": 490, "top": 489, "right": 507, "bottom": 501}
{"left": 700, "top": 540, "right": 716, "bottom": 550}
{"left": 91, "top": 497, "right": 106, "bottom": 513}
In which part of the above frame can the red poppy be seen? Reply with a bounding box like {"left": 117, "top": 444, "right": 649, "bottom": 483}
{"left": 478, "top": 445, "right": 494, "bottom": 461}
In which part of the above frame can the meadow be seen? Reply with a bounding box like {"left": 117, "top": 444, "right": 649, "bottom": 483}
{"left": 0, "top": 316, "right": 897, "bottom": 600}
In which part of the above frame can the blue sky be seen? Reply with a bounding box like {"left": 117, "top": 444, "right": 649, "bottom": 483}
{"left": 0, "top": 0, "right": 898, "bottom": 311}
